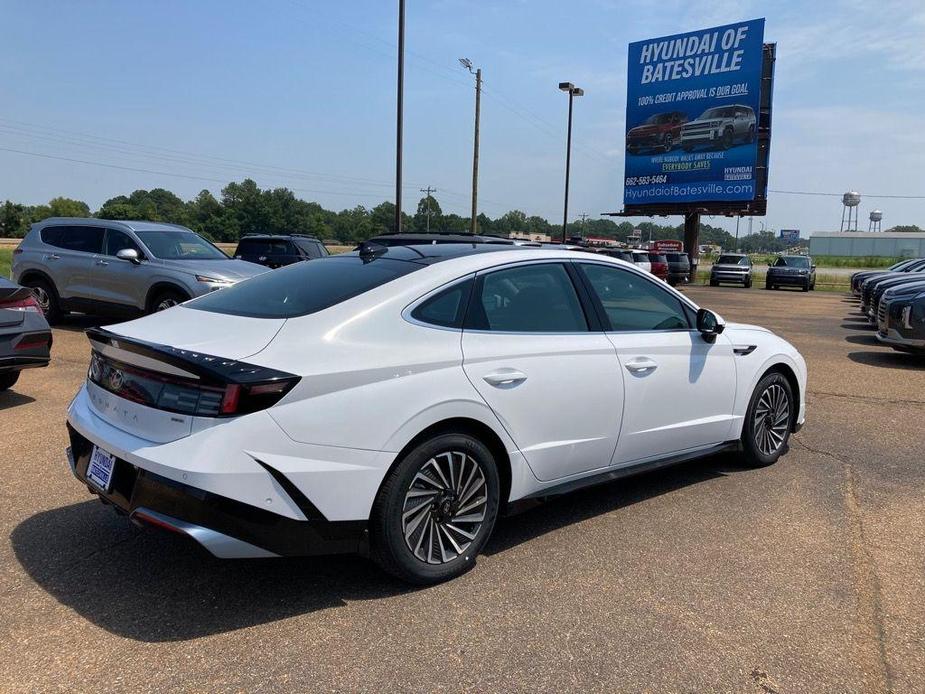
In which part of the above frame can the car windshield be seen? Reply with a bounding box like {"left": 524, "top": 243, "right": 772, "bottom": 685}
{"left": 700, "top": 107, "right": 734, "bottom": 119}
{"left": 187, "top": 254, "right": 421, "bottom": 318}
{"left": 136, "top": 230, "right": 227, "bottom": 260}
{"left": 717, "top": 255, "right": 748, "bottom": 265}
{"left": 644, "top": 114, "right": 672, "bottom": 125}
{"left": 774, "top": 256, "right": 810, "bottom": 268}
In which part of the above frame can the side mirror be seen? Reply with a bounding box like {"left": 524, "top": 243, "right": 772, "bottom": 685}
{"left": 696, "top": 308, "right": 725, "bottom": 342}
{"left": 116, "top": 248, "right": 141, "bottom": 265}
{"left": 811, "top": 264, "right": 817, "bottom": 270}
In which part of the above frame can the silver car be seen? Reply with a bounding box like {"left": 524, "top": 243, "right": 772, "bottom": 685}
{"left": 709, "top": 253, "right": 753, "bottom": 288}
{"left": 11, "top": 218, "right": 267, "bottom": 321}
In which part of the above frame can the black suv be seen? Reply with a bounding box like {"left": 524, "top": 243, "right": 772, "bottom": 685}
{"left": 233, "top": 234, "right": 329, "bottom": 269}
{"left": 665, "top": 252, "right": 691, "bottom": 286}
{"left": 766, "top": 255, "right": 816, "bottom": 292}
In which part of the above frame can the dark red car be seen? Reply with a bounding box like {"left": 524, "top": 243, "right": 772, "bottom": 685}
{"left": 647, "top": 253, "right": 669, "bottom": 281}
{"left": 626, "top": 111, "right": 687, "bottom": 154}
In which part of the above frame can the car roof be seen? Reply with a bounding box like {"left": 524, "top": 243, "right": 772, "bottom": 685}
{"left": 367, "top": 233, "right": 515, "bottom": 246}
{"left": 238, "top": 234, "right": 321, "bottom": 241}
{"left": 349, "top": 242, "right": 532, "bottom": 265}
{"left": 34, "top": 217, "right": 191, "bottom": 233}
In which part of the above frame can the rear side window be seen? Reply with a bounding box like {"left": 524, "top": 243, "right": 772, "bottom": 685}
{"left": 188, "top": 255, "right": 421, "bottom": 318}
{"left": 296, "top": 240, "right": 328, "bottom": 259}
{"left": 466, "top": 263, "right": 588, "bottom": 333}
{"left": 648, "top": 254, "right": 667, "bottom": 263}
{"left": 42, "top": 226, "right": 104, "bottom": 254}
{"left": 236, "top": 239, "right": 294, "bottom": 256}
{"left": 579, "top": 263, "right": 690, "bottom": 332}
{"left": 411, "top": 278, "right": 473, "bottom": 329}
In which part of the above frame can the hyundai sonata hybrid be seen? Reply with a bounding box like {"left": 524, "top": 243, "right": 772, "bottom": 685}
{"left": 66, "top": 244, "right": 806, "bottom": 584}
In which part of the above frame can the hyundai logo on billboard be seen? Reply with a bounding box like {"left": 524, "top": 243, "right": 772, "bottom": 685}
{"left": 624, "top": 19, "right": 765, "bottom": 206}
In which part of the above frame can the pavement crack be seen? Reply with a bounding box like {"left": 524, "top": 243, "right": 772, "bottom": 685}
{"left": 808, "top": 390, "right": 925, "bottom": 408}
{"left": 842, "top": 465, "right": 895, "bottom": 693}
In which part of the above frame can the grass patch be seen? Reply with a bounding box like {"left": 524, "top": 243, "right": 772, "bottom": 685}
{"left": 810, "top": 255, "right": 903, "bottom": 268}
{"left": 0, "top": 248, "right": 11, "bottom": 279}
{"left": 694, "top": 268, "right": 849, "bottom": 292}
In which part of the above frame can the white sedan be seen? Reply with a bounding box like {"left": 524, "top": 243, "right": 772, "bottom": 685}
{"left": 66, "top": 244, "right": 806, "bottom": 584}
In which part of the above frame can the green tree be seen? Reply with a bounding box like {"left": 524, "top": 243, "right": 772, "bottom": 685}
{"left": 886, "top": 225, "right": 923, "bottom": 233}
{"left": 0, "top": 201, "right": 29, "bottom": 237}
{"left": 47, "top": 197, "right": 91, "bottom": 218}
{"left": 413, "top": 194, "right": 443, "bottom": 232}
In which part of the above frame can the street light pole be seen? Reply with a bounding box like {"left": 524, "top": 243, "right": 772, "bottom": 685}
{"left": 460, "top": 59, "right": 481, "bottom": 235}
{"left": 394, "top": 0, "right": 405, "bottom": 234}
{"left": 735, "top": 216, "right": 740, "bottom": 252}
{"left": 558, "top": 82, "right": 583, "bottom": 244}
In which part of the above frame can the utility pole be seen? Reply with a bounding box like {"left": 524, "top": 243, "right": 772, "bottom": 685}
{"left": 558, "top": 82, "right": 584, "bottom": 243}
{"left": 460, "top": 59, "right": 481, "bottom": 235}
{"left": 735, "top": 216, "right": 740, "bottom": 252}
{"left": 394, "top": 0, "right": 405, "bottom": 233}
{"left": 578, "top": 213, "right": 589, "bottom": 241}
{"left": 420, "top": 186, "right": 436, "bottom": 233}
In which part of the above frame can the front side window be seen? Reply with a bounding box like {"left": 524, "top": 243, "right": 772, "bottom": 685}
{"left": 579, "top": 263, "right": 690, "bottom": 332}
{"left": 104, "top": 230, "right": 142, "bottom": 257}
{"left": 135, "top": 230, "right": 227, "bottom": 260}
{"left": 466, "top": 263, "right": 587, "bottom": 333}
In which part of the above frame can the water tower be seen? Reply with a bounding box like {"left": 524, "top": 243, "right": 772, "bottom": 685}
{"left": 868, "top": 209, "right": 883, "bottom": 232}
{"left": 840, "top": 191, "right": 861, "bottom": 231}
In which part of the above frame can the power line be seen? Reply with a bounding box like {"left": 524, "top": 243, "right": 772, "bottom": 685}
{"left": 769, "top": 188, "right": 925, "bottom": 200}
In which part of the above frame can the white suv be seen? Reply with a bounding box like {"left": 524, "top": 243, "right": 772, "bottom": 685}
{"left": 681, "top": 105, "right": 757, "bottom": 151}
{"left": 66, "top": 243, "right": 806, "bottom": 584}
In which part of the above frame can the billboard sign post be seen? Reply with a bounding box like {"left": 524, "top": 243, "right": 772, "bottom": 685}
{"left": 623, "top": 19, "right": 766, "bottom": 208}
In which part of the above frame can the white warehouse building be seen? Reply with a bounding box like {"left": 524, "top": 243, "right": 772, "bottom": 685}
{"left": 809, "top": 232, "right": 925, "bottom": 257}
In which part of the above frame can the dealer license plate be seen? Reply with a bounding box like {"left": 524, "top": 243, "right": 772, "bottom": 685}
{"left": 86, "top": 445, "right": 116, "bottom": 492}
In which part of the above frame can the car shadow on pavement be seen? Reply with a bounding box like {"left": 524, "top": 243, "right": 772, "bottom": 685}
{"left": 0, "top": 389, "right": 37, "bottom": 410}
{"left": 10, "top": 499, "right": 409, "bottom": 642}
{"left": 485, "top": 454, "right": 730, "bottom": 556}
{"left": 11, "top": 455, "right": 734, "bottom": 643}
{"left": 847, "top": 350, "right": 925, "bottom": 370}
{"left": 50, "top": 314, "right": 112, "bottom": 334}
{"left": 844, "top": 333, "right": 882, "bottom": 347}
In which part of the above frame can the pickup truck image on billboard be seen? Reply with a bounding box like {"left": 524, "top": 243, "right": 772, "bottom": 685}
{"left": 624, "top": 18, "right": 765, "bottom": 206}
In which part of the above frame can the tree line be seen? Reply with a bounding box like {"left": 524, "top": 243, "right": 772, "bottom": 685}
{"left": 5, "top": 178, "right": 913, "bottom": 250}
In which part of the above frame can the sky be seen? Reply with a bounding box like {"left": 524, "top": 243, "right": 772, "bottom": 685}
{"left": 1, "top": 0, "right": 924, "bottom": 236}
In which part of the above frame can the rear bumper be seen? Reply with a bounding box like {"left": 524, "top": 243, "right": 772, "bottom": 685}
{"left": 67, "top": 423, "right": 367, "bottom": 558}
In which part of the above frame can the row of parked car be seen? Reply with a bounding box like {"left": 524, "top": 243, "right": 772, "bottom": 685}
{"left": 708, "top": 253, "right": 817, "bottom": 291}
{"left": 851, "top": 258, "right": 925, "bottom": 354}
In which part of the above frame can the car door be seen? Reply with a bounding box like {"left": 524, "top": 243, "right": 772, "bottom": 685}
{"left": 575, "top": 261, "right": 737, "bottom": 465}
{"left": 461, "top": 261, "right": 624, "bottom": 482}
{"left": 51, "top": 225, "right": 104, "bottom": 301}
{"left": 92, "top": 229, "right": 147, "bottom": 310}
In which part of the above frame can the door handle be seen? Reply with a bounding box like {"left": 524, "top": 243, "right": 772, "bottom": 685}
{"left": 95, "top": 259, "right": 109, "bottom": 266}
{"left": 46, "top": 254, "right": 60, "bottom": 260}
{"left": 483, "top": 370, "right": 527, "bottom": 387}
{"left": 624, "top": 358, "right": 658, "bottom": 374}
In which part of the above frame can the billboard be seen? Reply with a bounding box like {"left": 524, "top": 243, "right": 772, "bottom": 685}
{"left": 779, "top": 229, "right": 800, "bottom": 244}
{"left": 624, "top": 19, "right": 766, "bottom": 207}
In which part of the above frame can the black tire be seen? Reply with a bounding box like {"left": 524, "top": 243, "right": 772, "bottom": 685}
{"left": 745, "top": 277, "right": 753, "bottom": 288}
{"left": 148, "top": 289, "right": 188, "bottom": 314}
{"left": 22, "top": 277, "right": 61, "bottom": 323}
{"left": 802, "top": 281, "right": 810, "bottom": 292}
{"left": 740, "top": 372, "right": 794, "bottom": 468}
{"left": 370, "top": 432, "right": 500, "bottom": 585}
{"left": 710, "top": 279, "right": 719, "bottom": 287}
{"left": 765, "top": 282, "right": 774, "bottom": 290}
{"left": 720, "top": 128, "right": 734, "bottom": 150}
{"left": 810, "top": 280, "right": 816, "bottom": 291}
{"left": 662, "top": 134, "right": 673, "bottom": 152}
{"left": 0, "top": 371, "right": 20, "bottom": 391}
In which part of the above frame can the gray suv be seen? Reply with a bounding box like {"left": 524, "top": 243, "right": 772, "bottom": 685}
{"left": 11, "top": 218, "right": 267, "bottom": 321}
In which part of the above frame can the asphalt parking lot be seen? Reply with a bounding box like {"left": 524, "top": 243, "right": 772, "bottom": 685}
{"left": 1, "top": 286, "right": 923, "bottom": 693}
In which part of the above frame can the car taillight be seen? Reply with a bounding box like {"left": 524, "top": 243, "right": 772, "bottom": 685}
{"left": 15, "top": 332, "right": 51, "bottom": 350}
{"left": 87, "top": 349, "right": 299, "bottom": 418}
{"left": 0, "top": 295, "right": 40, "bottom": 313}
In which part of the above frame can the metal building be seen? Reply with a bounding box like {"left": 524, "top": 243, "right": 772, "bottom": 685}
{"left": 809, "top": 232, "right": 925, "bottom": 257}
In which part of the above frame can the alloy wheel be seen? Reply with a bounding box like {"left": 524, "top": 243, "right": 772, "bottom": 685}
{"left": 155, "top": 298, "right": 179, "bottom": 311}
{"left": 401, "top": 451, "right": 487, "bottom": 565}
{"left": 753, "top": 383, "right": 790, "bottom": 456}
{"left": 31, "top": 286, "right": 50, "bottom": 313}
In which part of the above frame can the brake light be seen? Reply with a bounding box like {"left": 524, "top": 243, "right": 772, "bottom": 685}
{"left": 15, "top": 332, "right": 51, "bottom": 350}
{"left": 0, "top": 295, "right": 40, "bottom": 313}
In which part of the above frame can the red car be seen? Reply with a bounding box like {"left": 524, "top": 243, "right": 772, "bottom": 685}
{"left": 647, "top": 253, "right": 669, "bottom": 281}
{"left": 626, "top": 111, "right": 687, "bottom": 154}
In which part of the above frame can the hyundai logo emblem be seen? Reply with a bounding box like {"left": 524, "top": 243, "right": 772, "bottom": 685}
{"left": 107, "top": 368, "right": 124, "bottom": 391}
{"left": 89, "top": 354, "right": 103, "bottom": 381}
